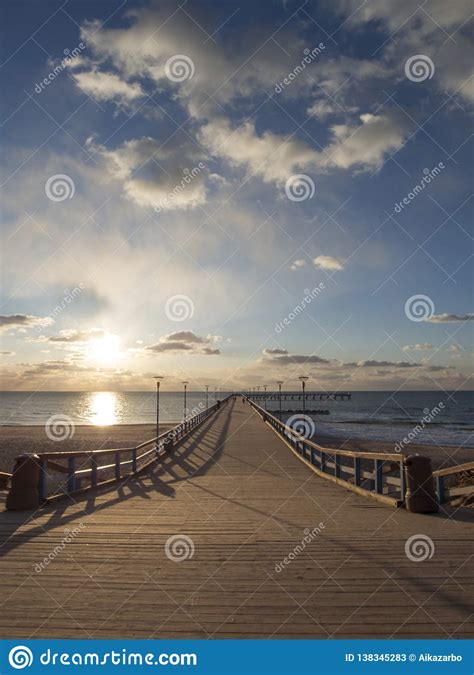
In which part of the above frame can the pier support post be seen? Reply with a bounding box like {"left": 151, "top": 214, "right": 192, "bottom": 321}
{"left": 6, "top": 454, "right": 41, "bottom": 510}
{"left": 403, "top": 455, "right": 439, "bottom": 513}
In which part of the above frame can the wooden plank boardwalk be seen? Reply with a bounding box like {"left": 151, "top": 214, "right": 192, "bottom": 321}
{"left": 0, "top": 398, "right": 473, "bottom": 639}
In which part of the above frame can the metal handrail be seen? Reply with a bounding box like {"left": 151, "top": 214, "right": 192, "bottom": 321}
{"left": 244, "top": 396, "right": 405, "bottom": 506}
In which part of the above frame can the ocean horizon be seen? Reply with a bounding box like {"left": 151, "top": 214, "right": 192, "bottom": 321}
{"left": 1, "top": 390, "right": 472, "bottom": 448}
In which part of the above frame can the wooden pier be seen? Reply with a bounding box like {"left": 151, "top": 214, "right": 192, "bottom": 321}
{"left": 0, "top": 397, "right": 472, "bottom": 639}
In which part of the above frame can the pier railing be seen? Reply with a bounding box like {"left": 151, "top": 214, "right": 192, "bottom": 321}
{"left": 244, "top": 397, "right": 440, "bottom": 511}
{"left": 243, "top": 391, "right": 351, "bottom": 401}
{"left": 6, "top": 395, "right": 233, "bottom": 510}
{"left": 433, "top": 461, "right": 474, "bottom": 504}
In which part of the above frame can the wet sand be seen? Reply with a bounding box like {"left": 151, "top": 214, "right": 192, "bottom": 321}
{"left": 0, "top": 423, "right": 471, "bottom": 475}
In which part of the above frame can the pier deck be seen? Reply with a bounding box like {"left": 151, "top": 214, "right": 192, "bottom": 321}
{"left": 0, "top": 399, "right": 472, "bottom": 638}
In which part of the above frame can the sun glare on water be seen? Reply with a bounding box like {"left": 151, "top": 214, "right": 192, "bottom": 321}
{"left": 88, "top": 391, "right": 119, "bottom": 426}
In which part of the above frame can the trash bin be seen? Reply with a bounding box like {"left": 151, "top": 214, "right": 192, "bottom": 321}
{"left": 403, "top": 454, "right": 439, "bottom": 513}
{"left": 6, "top": 454, "right": 41, "bottom": 511}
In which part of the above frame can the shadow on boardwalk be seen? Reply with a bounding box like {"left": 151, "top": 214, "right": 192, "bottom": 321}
{"left": 0, "top": 401, "right": 234, "bottom": 555}
{"left": 0, "top": 399, "right": 473, "bottom": 639}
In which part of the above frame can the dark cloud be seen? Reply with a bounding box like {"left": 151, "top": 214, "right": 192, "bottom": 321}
{"left": 265, "top": 353, "right": 330, "bottom": 365}
{"left": 0, "top": 314, "right": 52, "bottom": 330}
{"left": 427, "top": 313, "right": 474, "bottom": 323}
{"left": 44, "top": 329, "right": 105, "bottom": 343}
{"left": 350, "top": 360, "right": 421, "bottom": 368}
{"left": 146, "top": 331, "right": 221, "bottom": 355}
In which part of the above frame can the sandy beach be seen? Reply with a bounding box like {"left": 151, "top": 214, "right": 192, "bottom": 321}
{"left": 0, "top": 424, "right": 172, "bottom": 475}
{"left": 0, "top": 423, "right": 470, "bottom": 475}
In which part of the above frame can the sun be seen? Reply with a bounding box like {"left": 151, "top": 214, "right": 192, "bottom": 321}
{"left": 88, "top": 334, "right": 121, "bottom": 364}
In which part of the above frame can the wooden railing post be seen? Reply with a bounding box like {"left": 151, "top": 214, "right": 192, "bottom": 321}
{"left": 375, "top": 460, "right": 383, "bottom": 494}
{"left": 334, "top": 454, "right": 341, "bottom": 479}
{"left": 320, "top": 451, "right": 326, "bottom": 473}
{"left": 115, "top": 452, "right": 121, "bottom": 481}
{"left": 38, "top": 458, "right": 47, "bottom": 501}
{"left": 400, "top": 460, "right": 406, "bottom": 502}
{"left": 90, "top": 455, "right": 98, "bottom": 488}
{"left": 354, "top": 457, "right": 361, "bottom": 487}
{"left": 436, "top": 475, "right": 445, "bottom": 504}
{"left": 67, "top": 457, "right": 76, "bottom": 493}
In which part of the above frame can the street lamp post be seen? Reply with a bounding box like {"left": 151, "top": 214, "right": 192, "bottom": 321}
{"left": 205, "top": 384, "right": 209, "bottom": 410}
{"left": 277, "top": 381, "right": 283, "bottom": 420}
{"left": 182, "top": 381, "right": 189, "bottom": 423}
{"left": 154, "top": 376, "right": 163, "bottom": 449}
{"left": 263, "top": 384, "right": 268, "bottom": 410}
{"left": 299, "top": 376, "right": 309, "bottom": 415}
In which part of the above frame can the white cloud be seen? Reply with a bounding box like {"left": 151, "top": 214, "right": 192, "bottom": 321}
{"left": 307, "top": 100, "right": 341, "bottom": 120}
{"left": 330, "top": 0, "right": 474, "bottom": 103}
{"left": 199, "top": 118, "right": 319, "bottom": 184}
{"left": 199, "top": 112, "right": 408, "bottom": 185}
{"left": 290, "top": 259, "right": 306, "bottom": 270}
{"left": 403, "top": 343, "right": 434, "bottom": 351}
{"left": 323, "top": 112, "right": 407, "bottom": 171}
{"left": 314, "top": 255, "right": 343, "bottom": 271}
{"left": 72, "top": 69, "right": 145, "bottom": 103}
{"left": 78, "top": 6, "right": 303, "bottom": 118}
{"left": 331, "top": 0, "right": 472, "bottom": 31}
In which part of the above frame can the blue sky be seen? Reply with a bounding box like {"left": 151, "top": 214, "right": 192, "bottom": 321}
{"left": 0, "top": 0, "right": 472, "bottom": 391}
